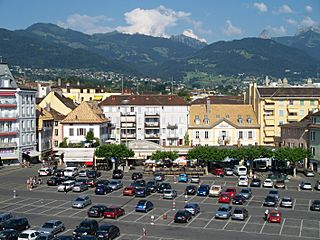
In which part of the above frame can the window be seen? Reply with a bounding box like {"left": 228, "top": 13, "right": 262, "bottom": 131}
{"left": 130, "top": 107, "right": 134, "bottom": 112}
{"left": 311, "top": 147, "right": 315, "bottom": 156}
{"left": 299, "top": 110, "right": 305, "bottom": 116}
{"left": 248, "top": 131, "right": 253, "bottom": 139}
{"left": 55, "top": 129, "right": 58, "bottom": 136}
{"left": 195, "top": 131, "right": 199, "bottom": 139}
{"left": 311, "top": 131, "right": 316, "bottom": 141}
{"left": 69, "top": 128, "right": 74, "bottom": 136}
{"left": 194, "top": 115, "right": 200, "bottom": 125}
{"left": 289, "top": 100, "right": 294, "bottom": 105}
{"left": 54, "top": 141, "right": 58, "bottom": 147}
{"left": 87, "top": 89, "right": 90, "bottom": 93}
{"left": 21, "top": 121, "right": 24, "bottom": 130}
{"left": 300, "top": 100, "right": 304, "bottom": 106}
{"left": 310, "top": 100, "right": 316, "bottom": 106}
{"left": 278, "top": 110, "right": 284, "bottom": 117}
{"left": 239, "top": 131, "right": 243, "bottom": 139}
{"left": 54, "top": 121, "right": 59, "bottom": 126}
{"left": 279, "top": 120, "right": 284, "bottom": 125}
{"left": 22, "top": 107, "right": 25, "bottom": 116}
{"left": 77, "top": 128, "right": 86, "bottom": 136}
{"left": 312, "top": 117, "right": 317, "bottom": 124}
{"left": 204, "top": 115, "right": 209, "bottom": 124}
{"left": 205, "top": 131, "right": 209, "bottom": 139}
{"left": 279, "top": 100, "right": 284, "bottom": 106}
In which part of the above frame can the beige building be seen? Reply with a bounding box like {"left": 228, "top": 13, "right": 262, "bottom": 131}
{"left": 189, "top": 100, "right": 260, "bottom": 147}
{"left": 246, "top": 81, "right": 320, "bottom": 146}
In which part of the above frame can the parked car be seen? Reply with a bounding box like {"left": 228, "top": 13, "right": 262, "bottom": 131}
{"left": 224, "top": 168, "right": 233, "bottom": 176}
{"left": 73, "top": 183, "right": 89, "bottom": 192}
{"left": 157, "top": 183, "right": 172, "bottom": 193}
{"left": 225, "top": 188, "right": 237, "bottom": 198}
{"left": 112, "top": 170, "right": 123, "bottom": 179}
{"left": 263, "top": 195, "right": 277, "bottom": 207}
{"left": 239, "top": 188, "right": 252, "bottom": 199}
{"left": 232, "top": 207, "right": 248, "bottom": 221}
{"left": 135, "top": 187, "right": 151, "bottom": 197}
{"left": 108, "top": 180, "right": 123, "bottom": 190}
{"left": 304, "top": 169, "right": 315, "bottom": 177}
{"left": 0, "top": 212, "right": 13, "bottom": 229}
{"left": 64, "top": 167, "right": 78, "bottom": 177}
{"left": 87, "top": 170, "right": 101, "bottom": 179}
{"left": 250, "top": 178, "right": 261, "bottom": 187}
{"left": 209, "top": 185, "right": 222, "bottom": 197}
{"left": 232, "top": 194, "right": 246, "bottom": 205}
{"left": 280, "top": 197, "right": 293, "bottom": 208}
{"left": 219, "top": 192, "right": 232, "bottom": 203}
{"left": 54, "top": 169, "right": 64, "bottom": 177}
{"left": 315, "top": 180, "right": 320, "bottom": 191}
{"left": 95, "top": 184, "right": 112, "bottom": 195}
{"left": 275, "top": 180, "right": 286, "bottom": 189}
{"left": 185, "top": 185, "right": 197, "bottom": 195}
{"left": 310, "top": 200, "right": 320, "bottom": 211}
{"left": 267, "top": 210, "right": 281, "bottom": 223}
{"left": 73, "top": 219, "right": 98, "bottom": 239}
{"left": 78, "top": 170, "right": 88, "bottom": 177}
{"left": 131, "top": 179, "right": 146, "bottom": 188}
{"left": 184, "top": 203, "right": 200, "bottom": 215}
{"left": 238, "top": 176, "right": 249, "bottom": 187}
{"left": 85, "top": 179, "right": 97, "bottom": 188}
{"left": 135, "top": 200, "right": 154, "bottom": 213}
{"left": 131, "top": 172, "right": 143, "bottom": 180}
{"left": 123, "top": 186, "right": 136, "bottom": 196}
{"left": 178, "top": 174, "right": 189, "bottom": 183}
{"left": 2, "top": 218, "right": 30, "bottom": 231}
{"left": 57, "top": 180, "right": 75, "bottom": 192}
{"left": 47, "top": 177, "right": 64, "bottom": 186}
{"left": 38, "top": 167, "right": 53, "bottom": 176}
{"left": 174, "top": 210, "right": 192, "bottom": 223}
{"left": 263, "top": 179, "right": 274, "bottom": 188}
{"left": 0, "top": 229, "right": 20, "bottom": 240}
{"left": 38, "top": 220, "right": 65, "bottom": 235}
{"left": 18, "top": 230, "right": 40, "bottom": 240}
{"left": 146, "top": 180, "right": 159, "bottom": 193}
{"left": 299, "top": 181, "right": 312, "bottom": 190}
{"left": 87, "top": 205, "right": 107, "bottom": 218}
{"left": 163, "top": 189, "right": 177, "bottom": 199}
{"left": 96, "top": 180, "right": 109, "bottom": 187}
{"left": 35, "top": 232, "right": 55, "bottom": 240}
{"left": 72, "top": 195, "right": 92, "bottom": 209}
{"left": 211, "top": 168, "right": 224, "bottom": 176}
{"left": 190, "top": 175, "right": 200, "bottom": 184}
{"left": 103, "top": 206, "right": 125, "bottom": 219}
{"left": 56, "top": 236, "right": 76, "bottom": 240}
{"left": 197, "top": 184, "right": 210, "bottom": 196}
{"left": 215, "top": 205, "right": 232, "bottom": 219}
{"left": 154, "top": 172, "right": 165, "bottom": 182}
{"left": 268, "top": 189, "right": 280, "bottom": 201}
{"left": 96, "top": 224, "right": 120, "bottom": 240}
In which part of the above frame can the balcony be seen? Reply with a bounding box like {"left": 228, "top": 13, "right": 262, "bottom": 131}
{"left": 287, "top": 115, "right": 299, "bottom": 121}
{"left": 145, "top": 122, "right": 160, "bottom": 128}
{"left": 0, "top": 142, "right": 17, "bottom": 148}
{"left": 120, "top": 115, "right": 136, "bottom": 123}
{"left": 264, "top": 129, "right": 275, "bottom": 137}
{"left": 145, "top": 113, "right": 160, "bottom": 117}
{"left": 0, "top": 113, "right": 18, "bottom": 121}
{"left": 264, "top": 116, "right": 275, "bottom": 126}
{"left": 0, "top": 99, "right": 17, "bottom": 108}
{"left": 264, "top": 104, "right": 275, "bottom": 111}
{"left": 0, "top": 150, "right": 18, "bottom": 159}
{"left": 287, "top": 105, "right": 299, "bottom": 113}
{"left": 121, "top": 122, "right": 136, "bottom": 128}
{"left": 217, "top": 136, "right": 231, "bottom": 145}
{"left": 121, "top": 133, "right": 136, "bottom": 139}
{"left": 0, "top": 128, "right": 18, "bottom": 136}
{"left": 145, "top": 133, "right": 160, "bottom": 139}
{"left": 167, "top": 123, "right": 178, "bottom": 129}
{"left": 167, "top": 134, "right": 179, "bottom": 140}
{"left": 263, "top": 136, "right": 274, "bottom": 143}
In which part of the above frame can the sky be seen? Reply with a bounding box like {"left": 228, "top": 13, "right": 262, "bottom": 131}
{"left": 0, "top": 0, "right": 319, "bottom": 43}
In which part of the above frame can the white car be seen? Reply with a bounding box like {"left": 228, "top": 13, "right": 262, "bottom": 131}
{"left": 209, "top": 185, "right": 222, "bottom": 197}
{"left": 18, "top": 230, "right": 40, "bottom": 240}
{"left": 38, "top": 167, "right": 52, "bottom": 176}
{"left": 299, "top": 181, "right": 312, "bottom": 190}
{"left": 58, "top": 180, "right": 75, "bottom": 192}
{"left": 304, "top": 170, "right": 315, "bottom": 177}
{"left": 190, "top": 175, "right": 200, "bottom": 184}
{"left": 263, "top": 179, "right": 274, "bottom": 188}
{"left": 224, "top": 168, "right": 233, "bottom": 176}
{"left": 64, "top": 167, "right": 79, "bottom": 177}
{"left": 238, "top": 176, "right": 249, "bottom": 186}
{"left": 78, "top": 169, "right": 88, "bottom": 177}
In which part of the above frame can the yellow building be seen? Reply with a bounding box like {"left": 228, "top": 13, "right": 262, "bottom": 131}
{"left": 189, "top": 100, "right": 260, "bottom": 147}
{"left": 246, "top": 81, "right": 320, "bottom": 146}
{"left": 58, "top": 85, "right": 121, "bottom": 103}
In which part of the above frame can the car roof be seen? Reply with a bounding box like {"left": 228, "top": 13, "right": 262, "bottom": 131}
{"left": 21, "top": 230, "right": 39, "bottom": 234}
{"left": 44, "top": 220, "right": 60, "bottom": 223}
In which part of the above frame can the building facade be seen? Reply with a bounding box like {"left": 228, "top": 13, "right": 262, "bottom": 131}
{"left": 246, "top": 81, "right": 320, "bottom": 146}
{"left": 0, "top": 62, "right": 37, "bottom": 164}
{"left": 308, "top": 112, "right": 320, "bottom": 172}
{"left": 100, "top": 95, "right": 189, "bottom": 146}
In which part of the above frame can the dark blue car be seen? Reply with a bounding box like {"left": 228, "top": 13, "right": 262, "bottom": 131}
{"left": 95, "top": 185, "right": 112, "bottom": 195}
{"left": 197, "top": 184, "right": 210, "bottom": 196}
{"left": 135, "top": 200, "right": 154, "bottom": 213}
{"left": 135, "top": 187, "right": 151, "bottom": 197}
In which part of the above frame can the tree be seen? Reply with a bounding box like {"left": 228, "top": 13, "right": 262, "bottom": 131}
{"left": 184, "top": 133, "right": 190, "bottom": 146}
{"left": 95, "top": 144, "right": 134, "bottom": 168}
{"left": 274, "top": 147, "right": 311, "bottom": 165}
{"left": 59, "top": 138, "right": 68, "bottom": 148}
{"left": 86, "top": 131, "right": 94, "bottom": 142}
{"left": 151, "top": 150, "right": 179, "bottom": 161}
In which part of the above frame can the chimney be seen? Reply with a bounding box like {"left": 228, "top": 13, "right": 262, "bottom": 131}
{"left": 77, "top": 80, "right": 80, "bottom": 86}
{"left": 206, "top": 97, "right": 210, "bottom": 113}
{"left": 283, "top": 78, "right": 288, "bottom": 86}
{"left": 277, "top": 78, "right": 283, "bottom": 86}
{"left": 58, "top": 78, "right": 61, "bottom": 87}
{"left": 307, "top": 78, "right": 313, "bottom": 87}
{"left": 46, "top": 103, "right": 51, "bottom": 112}
{"left": 265, "top": 76, "right": 270, "bottom": 86}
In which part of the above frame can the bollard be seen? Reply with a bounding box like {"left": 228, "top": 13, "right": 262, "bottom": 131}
{"left": 174, "top": 175, "right": 177, "bottom": 183}
{"left": 184, "top": 193, "right": 188, "bottom": 203}
{"left": 172, "top": 201, "right": 176, "bottom": 211}
{"left": 13, "top": 189, "right": 16, "bottom": 199}
{"left": 142, "top": 228, "right": 147, "bottom": 240}
{"left": 163, "top": 213, "right": 168, "bottom": 220}
{"left": 151, "top": 215, "right": 155, "bottom": 225}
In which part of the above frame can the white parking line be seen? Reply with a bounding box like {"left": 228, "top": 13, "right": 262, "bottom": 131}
{"left": 292, "top": 198, "right": 296, "bottom": 210}
{"left": 240, "top": 216, "right": 251, "bottom": 232}
{"left": 222, "top": 218, "right": 232, "bottom": 230}
{"left": 154, "top": 209, "right": 171, "bottom": 222}
{"left": 53, "top": 208, "right": 71, "bottom": 216}
{"left": 279, "top": 218, "right": 286, "bottom": 235}
{"left": 10, "top": 199, "right": 44, "bottom": 212}
{"left": 135, "top": 209, "right": 153, "bottom": 222}
{"left": 308, "top": 200, "right": 311, "bottom": 212}
{"left": 299, "top": 219, "right": 303, "bottom": 237}
{"left": 259, "top": 220, "right": 267, "bottom": 234}
{"left": 39, "top": 201, "right": 70, "bottom": 214}
{"left": 69, "top": 207, "right": 88, "bottom": 217}
{"left": 186, "top": 213, "right": 201, "bottom": 227}
{"left": 201, "top": 197, "right": 209, "bottom": 203}
{"left": 203, "top": 215, "right": 216, "bottom": 229}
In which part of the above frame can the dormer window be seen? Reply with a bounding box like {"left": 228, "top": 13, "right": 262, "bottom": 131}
{"left": 312, "top": 117, "right": 317, "bottom": 124}
{"left": 204, "top": 115, "right": 209, "bottom": 124}
{"left": 194, "top": 115, "right": 200, "bottom": 125}
{"left": 226, "top": 114, "right": 230, "bottom": 118}
{"left": 247, "top": 116, "right": 252, "bottom": 124}
{"left": 237, "top": 115, "right": 243, "bottom": 124}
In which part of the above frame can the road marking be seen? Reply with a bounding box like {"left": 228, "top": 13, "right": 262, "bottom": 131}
{"left": 299, "top": 219, "right": 304, "bottom": 237}
{"left": 135, "top": 209, "right": 153, "bottom": 222}
{"left": 292, "top": 198, "right": 296, "bottom": 210}
{"left": 259, "top": 220, "right": 267, "bottom": 234}
{"left": 203, "top": 214, "right": 216, "bottom": 229}
{"left": 308, "top": 200, "right": 311, "bottom": 212}
{"left": 154, "top": 209, "right": 171, "bottom": 222}
{"left": 279, "top": 218, "right": 286, "bottom": 235}
{"left": 10, "top": 199, "right": 44, "bottom": 211}
{"left": 53, "top": 207, "right": 71, "bottom": 216}
{"left": 40, "top": 201, "right": 70, "bottom": 214}
{"left": 240, "top": 216, "right": 251, "bottom": 232}
{"left": 222, "top": 218, "right": 232, "bottom": 230}
{"left": 201, "top": 197, "right": 209, "bottom": 203}
{"left": 69, "top": 207, "right": 89, "bottom": 217}
{"left": 186, "top": 213, "right": 201, "bottom": 227}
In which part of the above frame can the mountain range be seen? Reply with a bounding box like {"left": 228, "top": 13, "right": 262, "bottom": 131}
{"left": 1, "top": 23, "right": 320, "bottom": 82}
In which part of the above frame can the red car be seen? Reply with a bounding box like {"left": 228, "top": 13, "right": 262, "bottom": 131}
{"left": 268, "top": 210, "right": 281, "bottom": 223}
{"left": 225, "top": 188, "right": 237, "bottom": 198}
{"left": 103, "top": 206, "right": 125, "bottom": 219}
{"left": 218, "top": 192, "right": 232, "bottom": 203}
{"left": 123, "top": 186, "right": 136, "bottom": 196}
{"left": 211, "top": 168, "right": 224, "bottom": 176}
{"left": 85, "top": 178, "right": 97, "bottom": 188}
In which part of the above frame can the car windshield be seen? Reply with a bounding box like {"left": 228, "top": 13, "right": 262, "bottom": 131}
{"left": 270, "top": 212, "right": 280, "bottom": 217}
{"left": 266, "top": 196, "right": 275, "bottom": 201}
{"left": 42, "top": 223, "right": 54, "bottom": 228}
{"left": 110, "top": 181, "right": 118, "bottom": 185}
{"left": 99, "top": 225, "right": 110, "bottom": 231}
{"left": 75, "top": 197, "right": 85, "bottom": 201}
{"left": 136, "top": 188, "right": 144, "bottom": 191}
{"left": 176, "top": 211, "right": 186, "bottom": 216}
{"left": 218, "top": 207, "right": 229, "bottom": 211}
{"left": 234, "top": 209, "right": 243, "bottom": 214}
{"left": 105, "top": 208, "right": 116, "bottom": 212}
{"left": 164, "top": 190, "right": 172, "bottom": 194}
{"left": 19, "top": 233, "right": 29, "bottom": 238}
{"left": 185, "top": 204, "right": 195, "bottom": 208}
{"left": 282, "top": 198, "right": 291, "bottom": 202}
{"left": 37, "top": 236, "right": 49, "bottom": 240}
{"left": 0, "top": 232, "right": 9, "bottom": 237}
{"left": 313, "top": 200, "right": 320, "bottom": 204}
{"left": 241, "top": 189, "right": 249, "bottom": 193}
{"left": 226, "top": 189, "right": 234, "bottom": 192}
{"left": 269, "top": 190, "right": 278, "bottom": 194}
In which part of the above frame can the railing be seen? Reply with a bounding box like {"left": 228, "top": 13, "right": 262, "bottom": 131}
{"left": 0, "top": 127, "right": 19, "bottom": 132}
{"left": 0, "top": 142, "right": 17, "bottom": 148}
{"left": 145, "top": 122, "right": 160, "bottom": 127}
{"left": 167, "top": 134, "right": 178, "bottom": 139}
{"left": 217, "top": 136, "right": 231, "bottom": 145}
{"left": 167, "top": 124, "right": 178, "bottom": 129}
{"left": 121, "top": 122, "right": 136, "bottom": 128}
{"left": 120, "top": 116, "right": 136, "bottom": 122}
{"left": 121, "top": 133, "right": 136, "bottom": 138}
{"left": 145, "top": 133, "right": 160, "bottom": 139}
{"left": 0, "top": 113, "right": 18, "bottom": 118}
{"left": 145, "top": 113, "right": 160, "bottom": 117}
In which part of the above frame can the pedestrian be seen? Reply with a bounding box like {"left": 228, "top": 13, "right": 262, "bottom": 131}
{"left": 38, "top": 177, "right": 42, "bottom": 185}
{"left": 26, "top": 178, "right": 30, "bottom": 190}
{"left": 64, "top": 184, "right": 68, "bottom": 194}
{"left": 264, "top": 209, "right": 269, "bottom": 221}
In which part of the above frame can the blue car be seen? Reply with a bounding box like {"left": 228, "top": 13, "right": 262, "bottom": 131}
{"left": 178, "top": 174, "right": 189, "bottom": 183}
{"left": 197, "top": 184, "right": 210, "bottom": 196}
{"left": 135, "top": 200, "right": 154, "bottom": 213}
{"left": 184, "top": 203, "right": 200, "bottom": 215}
{"left": 95, "top": 185, "right": 112, "bottom": 195}
{"left": 135, "top": 187, "right": 151, "bottom": 197}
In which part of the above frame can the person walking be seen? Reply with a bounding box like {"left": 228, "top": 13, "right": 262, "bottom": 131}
{"left": 64, "top": 184, "right": 68, "bottom": 194}
{"left": 26, "top": 178, "right": 30, "bottom": 190}
{"left": 264, "top": 209, "right": 269, "bottom": 221}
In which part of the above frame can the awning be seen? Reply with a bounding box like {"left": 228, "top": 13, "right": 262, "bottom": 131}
{"left": 94, "top": 95, "right": 103, "bottom": 101}
{"left": 68, "top": 96, "right": 76, "bottom": 100}
{"left": 27, "top": 150, "right": 41, "bottom": 158}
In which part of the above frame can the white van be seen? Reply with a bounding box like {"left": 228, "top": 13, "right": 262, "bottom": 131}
{"left": 64, "top": 167, "right": 79, "bottom": 177}
{"left": 233, "top": 165, "right": 247, "bottom": 176}
{"left": 58, "top": 180, "right": 75, "bottom": 192}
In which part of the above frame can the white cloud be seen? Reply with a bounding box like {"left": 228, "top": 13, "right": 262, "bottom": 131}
{"left": 305, "top": 5, "right": 312, "bottom": 13}
{"left": 267, "top": 25, "right": 286, "bottom": 36}
{"left": 286, "top": 18, "right": 297, "bottom": 26}
{"left": 301, "top": 16, "right": 318, "bottom": 28}
{"left": 278, "top": 4, "right": 293, "bottom": 14}
{"left": 253, "top": 2, "right": 268, "bottom": 12}
{"left": 223, "top": 20, "right": 243, "bottom": 36}
{"left": 182, "top": 29, "right": 207, "bottom": 42}
{"left": 116, "top": 5, "right": 190, "bottom": 38}
{"left": 57, "top": 13, "right": 113, "bottom": 34}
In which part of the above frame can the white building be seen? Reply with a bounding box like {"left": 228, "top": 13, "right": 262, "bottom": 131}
{"left": 0, "top": 62, "right": 38, "bottom": 164}
{"left": 100, "top": 95, "right": 189, "bottom": 146}
{"left": 61, "top": 101, "right": 110, "bottom": 144}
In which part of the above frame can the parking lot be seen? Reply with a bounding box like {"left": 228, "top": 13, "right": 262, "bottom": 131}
{"left": 0, "top": 166, "right": 319, "bottom": 240}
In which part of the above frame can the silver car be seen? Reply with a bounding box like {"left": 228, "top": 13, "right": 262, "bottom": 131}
{"left": 108, "top": 180, "right": 123, "bottom": 190}
{"left": 190, "top": 175, "right": 200, "bottom": 184}
{"left": 231, "top": 207, "right": 248, "bottom": 221}
{"left": 38, "top": 220, "right": 65, "bottom": 235}
{"left": 280, "top": 197, "right": 293, "bottom": 208}
{"left": 72, "top": 195, "right": 92, "bottom": 209}
{"left": 73, "top": 182, "right": 88, "bottom": 192}
{"left": 215, "top": 205, "right": 232, "bottom": 219}
{"left": 163, "top": 189, "right": 177, "bottom": 199}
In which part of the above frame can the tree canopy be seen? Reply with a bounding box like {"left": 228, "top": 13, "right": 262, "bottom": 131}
{"left": 274, "top": 147, "right": 311, "bottom": 164}
{"left": 95, "top": 144, "right": 134, "bottom": 162}
{"left": 150, "top": 150, "right": 179, "bottom": 161}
